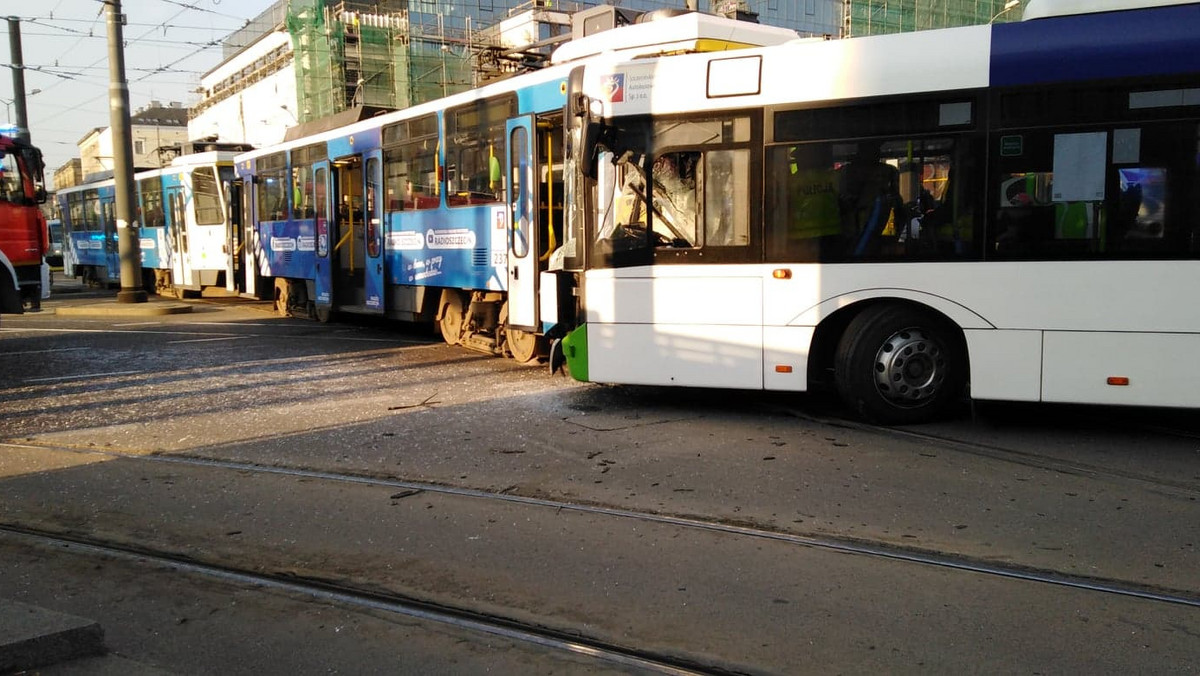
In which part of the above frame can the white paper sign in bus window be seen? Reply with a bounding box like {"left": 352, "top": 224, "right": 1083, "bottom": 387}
{"left": 1052, "top": 132, "right": 1106, "bottom": 202}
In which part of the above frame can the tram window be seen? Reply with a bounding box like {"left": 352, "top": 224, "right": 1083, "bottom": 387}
{"left": 384, "top": 137, "right": 439, "bottom": 211}
{"left": 193, "top": 168, "right": 224, "bottom": 225}
{"left": 446, "top": 96, "right": 514, "bottom": 206}
{"left": 83, "top": 192, "right": 100, "bottom": 232}
{"left": 366, "top": 157, "right": 381, "bottom": 257}
{"left": 139, "top": 177, "right": 164, "bottom": 228}
{"left": 291, "top": 166, "right": 315, "bottom": 219}
{"left": 68, "top": 193, "right": 87, "bottom": 232}
{"left": 290, "top": 144, "right": 324, "bottom": 220}
{"left": 766, "top": 136, "right": 979, "bottom": 262}
{"left": 383, "top": 114, "right": 440, "bottom": 211}
{"left": 256, "top": 153, "right": 288, "bottom": 222}
{"left": 257, "top": 172, "right": 287, "bottom": 221}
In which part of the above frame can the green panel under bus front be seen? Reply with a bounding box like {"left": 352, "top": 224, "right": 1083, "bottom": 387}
{"left": 561, "top": 324, "right": 589, "bottom": 383}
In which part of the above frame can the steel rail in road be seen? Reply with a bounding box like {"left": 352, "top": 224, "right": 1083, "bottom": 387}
{"left": 5, "top": 440, "right": 1199, "bottom": 610}
{"left": 0, "top": 524, "right": 723, "bottom": 676}
{"left": 777, "top": 406, "right": 1200, "bottom": 496}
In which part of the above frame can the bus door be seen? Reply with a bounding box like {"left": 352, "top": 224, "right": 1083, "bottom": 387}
{"left": 164, "top": 182, "right": 191, "bottom": 287}
{"left": 363, "top": 150, "right": 385, "bottom": 313}
{"left": 505, "top": 116, "right": 538, "bottom": 331}
{"left": 313, "top": 159, "right": 334, "bottom": 314}
{"left": 100, "top": 194, "right": 119, "bottom": 282}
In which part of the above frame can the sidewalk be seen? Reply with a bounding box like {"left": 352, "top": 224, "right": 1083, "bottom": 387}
{"left": 0, "top": 599, "right": 166, "bottom": 674}
{"left": 48, "top": 276, "right": 194, "bottom": 318}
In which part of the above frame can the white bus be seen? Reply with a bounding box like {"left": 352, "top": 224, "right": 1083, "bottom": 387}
{"left": 537, "top": 0, "right": 1200, "bottom": 423}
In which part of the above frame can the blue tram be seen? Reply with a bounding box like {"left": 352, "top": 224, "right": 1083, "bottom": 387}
{"left": 57, "top": 152, "right": 240, "bottom": 296}
{"left": 234, "top": 65, "right": 574, "bottom": 362}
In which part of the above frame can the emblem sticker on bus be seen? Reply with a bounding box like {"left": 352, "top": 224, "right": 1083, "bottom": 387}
{"left": 601, "top": 73, "right": 625, "bottom": 102}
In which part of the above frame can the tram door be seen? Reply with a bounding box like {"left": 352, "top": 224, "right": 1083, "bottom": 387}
{"left": 235, "top": 178, "right": 261, "bottom": 299}
{"left": 164, "top": 182, "right": 191, "bottom": 288}
{"left": 363, "top": 150, "right": 385, "bottom": 312}
{"left": 505, "top": 116, "right": 538, "bottom": 331}
{"left": 226, "top": 179, "right": 244, "bottom": 293}
{"left": 313, "top": 159, "right": 334, "bottom": 313}
{"left": 100, "top": 194, "right": 119, "bottom": 283}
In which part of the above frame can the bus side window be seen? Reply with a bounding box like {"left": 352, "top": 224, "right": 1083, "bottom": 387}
{"left": 704, "top": 149, "right": 750, "bottom": 247}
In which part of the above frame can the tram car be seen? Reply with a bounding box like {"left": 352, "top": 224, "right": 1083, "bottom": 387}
{"left": 58, "top": 152, "right": 239, "bottom": 296}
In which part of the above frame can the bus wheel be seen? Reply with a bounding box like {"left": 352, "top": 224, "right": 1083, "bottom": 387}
{"left": 274, "top": 278, "right": 291, "bottom": 317}
{"left": 314, "top": 305, "right": 332, "bottom": 323}
{"left": 439, "top": 290, "right": 465, "bottom": 346}
{"left": 834, "top": 304, "right": 964, "bottom": 425}
{"left": 506, "top": 327, "right": 542, "bottom": 364}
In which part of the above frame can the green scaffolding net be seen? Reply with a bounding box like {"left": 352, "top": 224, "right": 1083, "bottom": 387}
{"left": 287, "top": 0, "right": 476, "bottom": 123}
{"left": 845, "top": 0, "right": 1019, "bottom": 36}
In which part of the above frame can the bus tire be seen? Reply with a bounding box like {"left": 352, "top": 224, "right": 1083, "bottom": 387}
{"left": 834, "top": 303, "right": 964, "bottom": 425}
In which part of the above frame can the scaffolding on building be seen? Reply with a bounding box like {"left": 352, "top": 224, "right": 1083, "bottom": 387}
{"left": 842, "top": 0, "right": 1017, "bottom": 37}
{"left": 286, "top": 0, "right": 478, "bottom": 124}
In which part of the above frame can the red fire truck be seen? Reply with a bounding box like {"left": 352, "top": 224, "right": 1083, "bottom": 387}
{"left": 0, "top": 134, "right": 49, "bottom": 316}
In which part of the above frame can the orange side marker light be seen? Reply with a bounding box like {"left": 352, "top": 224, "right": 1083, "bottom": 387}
{"left": 1106, "top": 377, "right": 1130, "bottom": 386}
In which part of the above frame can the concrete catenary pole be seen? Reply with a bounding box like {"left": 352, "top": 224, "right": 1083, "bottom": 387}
{"left": 104, "top": 0, "right": 147, "bottom": 303}
{"left": 7, "top": 16, "right": 30, "bottom": 144}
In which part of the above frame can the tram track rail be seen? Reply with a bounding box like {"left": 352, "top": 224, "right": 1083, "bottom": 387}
{"left": 4, "top": 440, "right": 1198, "bottom": 610}
{"left": 0, "top": 524, "right": 718, "bottom": 676}
{"left": 776, "top": 405, "right": 1200, "bottom": 497}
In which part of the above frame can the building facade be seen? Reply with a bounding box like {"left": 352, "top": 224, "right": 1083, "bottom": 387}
{"left": 71, "top": 103, "right": 189, "bottom": 183}
{"left": 189, "top": 0, "right": 843, "bottom": 145}
{"left": 187, "top": 0, "right": 1016, "bottom": 147}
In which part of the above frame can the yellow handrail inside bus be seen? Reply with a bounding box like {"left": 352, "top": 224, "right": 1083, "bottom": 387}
{"left": 539, "top": 131, "right": 557, "bottom": 262}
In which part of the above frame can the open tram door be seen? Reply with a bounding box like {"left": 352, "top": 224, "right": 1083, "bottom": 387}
{"left": 317, "top": 153, "right": 382, "bottom": 319}
{"left": 312, "top": 159, "right": 334, "bottom": 320}
{"left": 504, "top": 115, "right": 549, "bottom": 363}
{"left": 363, "top": 150, "right": 385, "bottom": 313}
{"left": 226, "top": 178, "right": 243, "bottom": 294}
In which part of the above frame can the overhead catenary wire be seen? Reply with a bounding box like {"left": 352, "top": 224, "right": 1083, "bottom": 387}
{"left": 20, "top": 0, "right": 244, "bottom": 127}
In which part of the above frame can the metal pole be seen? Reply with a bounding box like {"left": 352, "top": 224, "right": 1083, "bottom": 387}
{"left": 7, "top": 16, "right": 30, "bottom": 144}
{"left": 104, "top": 0, "right": 147, "bottom": 303}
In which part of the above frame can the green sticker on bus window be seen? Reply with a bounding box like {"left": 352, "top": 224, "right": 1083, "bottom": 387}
{"left": 1000, "top": 135, "right": 1023, "bottom": 157}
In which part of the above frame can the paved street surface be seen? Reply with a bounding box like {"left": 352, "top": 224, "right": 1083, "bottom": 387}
{"left": 1, "top": 286, "right": 1197, "bottom": 673}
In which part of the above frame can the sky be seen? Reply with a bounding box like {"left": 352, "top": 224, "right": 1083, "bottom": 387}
{"left": 2, "top": 0, "right": 278, "bottom": 187}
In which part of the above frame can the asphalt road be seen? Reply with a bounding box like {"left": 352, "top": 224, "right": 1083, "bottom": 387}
{"left": 1, "top": 290, "right": 1197, "bottom": 673}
